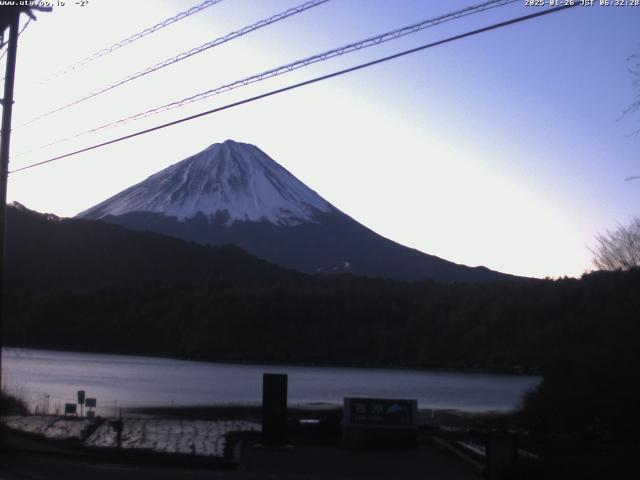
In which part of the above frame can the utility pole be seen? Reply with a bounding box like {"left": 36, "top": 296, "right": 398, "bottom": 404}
{"left": 0, "top": 6, "right": 50, "bottom": 426}
{"left": 0, "top": 9, "right": 21, "bottom": 417}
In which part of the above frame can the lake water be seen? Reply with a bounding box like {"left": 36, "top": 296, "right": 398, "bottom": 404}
{"left": 1, "top": 348, "right": 540, "bottom": 415}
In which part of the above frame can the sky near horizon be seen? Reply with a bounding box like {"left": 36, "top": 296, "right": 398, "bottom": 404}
{"left": 2, "top": 0, "right": 639, "bottom": 279}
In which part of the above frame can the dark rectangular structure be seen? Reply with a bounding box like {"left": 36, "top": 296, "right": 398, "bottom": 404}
{"left": 262, "top": 373, "right": 288, "bottom": 445}
{"left": 486, "top": 432, "right": 518, "bottom": 480}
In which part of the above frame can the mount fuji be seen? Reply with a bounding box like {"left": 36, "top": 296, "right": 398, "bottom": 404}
{"left": 78, "top": 140, "right": 514, "bottom": 282}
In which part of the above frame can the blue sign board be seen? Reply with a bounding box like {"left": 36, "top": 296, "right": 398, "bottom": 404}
{"left": 347, "top": 397, "right": 415, "bottom": 426}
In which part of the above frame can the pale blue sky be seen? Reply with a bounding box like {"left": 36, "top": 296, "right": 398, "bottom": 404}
{"left": 4, "top": 0, "right": 639, "bottom": 278}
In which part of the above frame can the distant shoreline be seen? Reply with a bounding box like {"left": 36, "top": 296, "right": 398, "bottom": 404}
{"left": 1, "top": 345, "right": 542, "bottom": 377}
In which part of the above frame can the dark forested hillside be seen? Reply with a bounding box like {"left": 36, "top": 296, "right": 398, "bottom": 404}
{"left": 3, "top": 204, "right": 639, "bottom": 376}
{"left": 4, "top": 203, "right": 305, "bottom": 291}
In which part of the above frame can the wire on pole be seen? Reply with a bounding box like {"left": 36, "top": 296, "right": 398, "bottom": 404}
{"left": 9, "top": 3, "right": 579, "bottom": 175}
{"left": 0, "top": 17, "right": 31, "bottom": 64}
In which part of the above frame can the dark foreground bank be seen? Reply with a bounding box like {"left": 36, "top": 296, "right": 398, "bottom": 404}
{"left": 4, "top": 404, "right": 639, "bottom": 479}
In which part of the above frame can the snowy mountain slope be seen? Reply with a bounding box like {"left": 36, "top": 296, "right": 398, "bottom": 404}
{"left": 78, "top": 140, "right": 518, "bottom": 283}
{"left": 78, "top": 140, "right": 332, "bottom": 225}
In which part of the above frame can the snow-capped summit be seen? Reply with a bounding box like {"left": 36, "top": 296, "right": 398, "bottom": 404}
{"left": 78, "top": 140, "right": 333, "bottom": 225}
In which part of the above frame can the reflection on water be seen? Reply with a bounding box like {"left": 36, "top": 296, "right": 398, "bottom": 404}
{"left": 1, "top": 348, "right": 540, "bottom": 415}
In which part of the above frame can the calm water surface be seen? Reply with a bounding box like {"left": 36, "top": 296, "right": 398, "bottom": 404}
{"left": 2, "top": 348, "right": 540, "bottom": 415}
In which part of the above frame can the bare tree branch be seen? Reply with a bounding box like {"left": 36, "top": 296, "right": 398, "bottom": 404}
{"left": 591, "top": 217, "right": 640, "bottom": 271}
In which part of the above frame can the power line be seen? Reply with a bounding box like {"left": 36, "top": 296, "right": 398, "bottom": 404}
{"left": 109, "top": 0, "right": 520, "bottom": 126}
{"left": 9, "top": 3, "right": 578, "bottom": 175}
{"left": 20, "top": 0, "right": 516, "bottom": 153}
{"left": 41, "top": 0, "right": 225, "bottom": 82}
{"left": 21, "top": 0, "right": 331, "bottom": 127}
